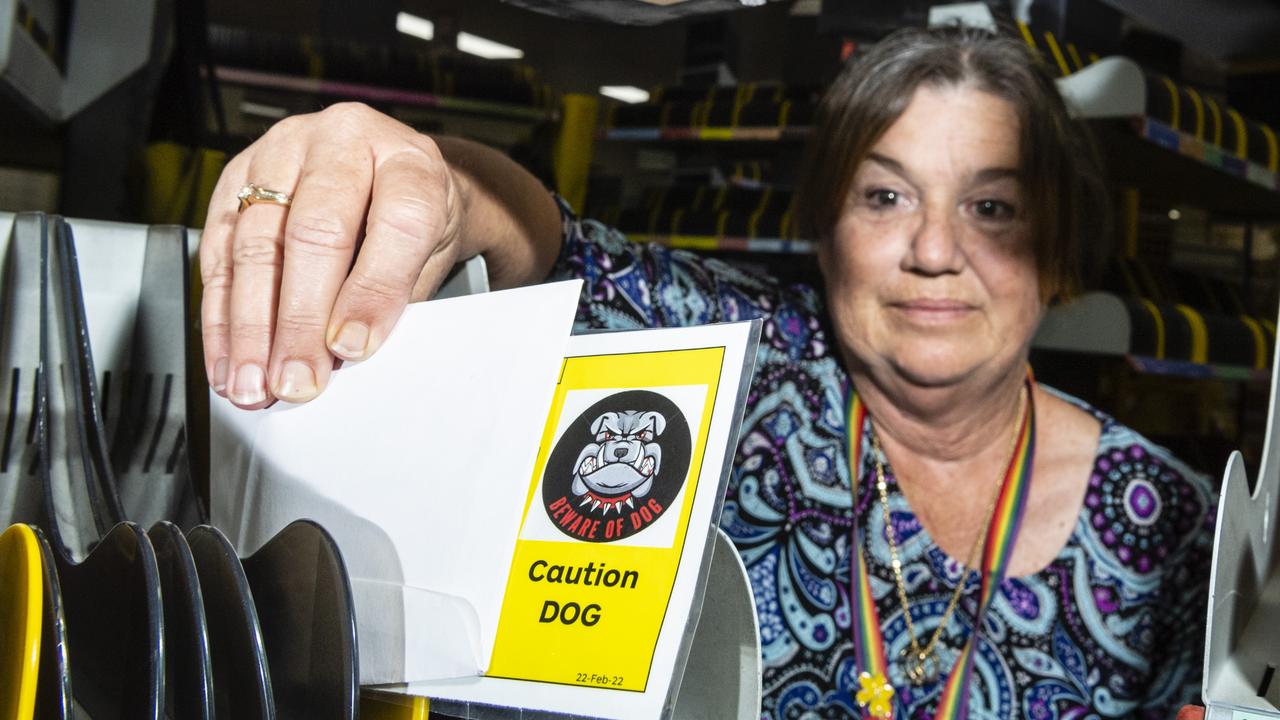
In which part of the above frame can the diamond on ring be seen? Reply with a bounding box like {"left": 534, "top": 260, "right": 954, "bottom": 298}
{"left": 237, "top": 183, "right": 293, "bottom": 212}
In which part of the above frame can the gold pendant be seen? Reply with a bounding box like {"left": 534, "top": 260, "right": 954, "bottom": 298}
{"left": 902, "top": 647, "right": 940, "bottom": 686}
{"left": 855, "top": 671, "right": 895, "bottom": 719}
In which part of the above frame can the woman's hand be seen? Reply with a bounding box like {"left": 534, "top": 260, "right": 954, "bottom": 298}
{"left": 1177, "top": 706, "right": 1205, "bottom": 720}
{"left": 200, "top": 102, "right": 463, "bottom": 408}
{"left": 198, "top": 102, "right": 561, "bottom": 409}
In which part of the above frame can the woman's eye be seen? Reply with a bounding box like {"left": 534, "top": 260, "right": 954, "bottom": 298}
{"left": 972, "top": 199, "right": 1016, "bottom": 220}
{"left": 865, "top": 189, "right": 900, "bottom": 208}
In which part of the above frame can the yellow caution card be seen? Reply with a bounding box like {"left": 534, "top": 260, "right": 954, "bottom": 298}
{"left": 486, "top": 346, "right": 725, "bottom": 691}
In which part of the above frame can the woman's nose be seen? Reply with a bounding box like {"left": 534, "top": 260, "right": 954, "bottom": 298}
{"left": 906, "top": 205, "right": 964, "bottom": 275}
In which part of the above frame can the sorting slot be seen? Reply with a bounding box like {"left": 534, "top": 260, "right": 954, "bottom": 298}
{"left": 143, "top": 374, "right": 174, "bottom": 474}
{"left": 2, "top": 367, "right": 18, "bottom": 472}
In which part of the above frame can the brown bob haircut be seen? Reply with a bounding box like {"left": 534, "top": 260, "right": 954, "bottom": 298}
{"left": 793, "top": 24, "right": 1109, "bottom": 301}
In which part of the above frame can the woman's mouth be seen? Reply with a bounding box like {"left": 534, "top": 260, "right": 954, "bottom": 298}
{"left": 889, "top": 299, "right": 976, "bottom": 322}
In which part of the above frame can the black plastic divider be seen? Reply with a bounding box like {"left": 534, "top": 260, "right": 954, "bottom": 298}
{"left": 49, "top": 523, "right": 164, "bottom": 718}
{"left": 51, "top": 219, "right": 125, "bottom": 538}
{"left": 38, "top": 217, "right": 164, "bottom": 719}
{"left": 56, "top": 218, "right": 219, "bottom": 719}
{"left": 107, "top": 225, "right": 205, "bottom": 530}
{"left": 187, "top": 525, "right": 275, "bottom": 720}
{"left": 30, "top": 524, "right": 72, "bottom": 719}
{"left": 151, "top": 520, "right": 216, "bottom": 720}
{"left": 243, "top": 520, "right": 359, "bottom": 720}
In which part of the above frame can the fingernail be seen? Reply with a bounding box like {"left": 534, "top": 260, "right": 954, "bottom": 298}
{"left": 229, "top": 363, "right": 267, "bottom": 405}
{"left": 211, "top": 357, "right": 229, "bottom": 393}
{"left": 276, "top": 361, "right": 318, "bottom": 402}
{"left": 330, "top": 321, "right": 370, "bottom": 359}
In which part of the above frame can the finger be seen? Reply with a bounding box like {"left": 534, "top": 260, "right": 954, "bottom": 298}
{"left": 1175, "top": 708, "right": 1205, "bottom": 720}
{"left": 226, "top": 132, "right": 305, "bottom": 408}
{"left": 268, "top": 140, "right": 373, "bottom": 402}
{"left": 198, "top": 151, "right": 251, "bottom": 395}
{"left": 327, "top": 143, "right": 459, "bottom": 361}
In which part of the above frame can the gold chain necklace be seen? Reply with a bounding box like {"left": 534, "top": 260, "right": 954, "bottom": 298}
{"left": 869, "top": 385, "right": 1026, "bottom": 686}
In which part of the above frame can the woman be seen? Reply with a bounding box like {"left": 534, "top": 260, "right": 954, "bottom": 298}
{"left": 200, "top": 25, "right": 1214, "bottom": 718}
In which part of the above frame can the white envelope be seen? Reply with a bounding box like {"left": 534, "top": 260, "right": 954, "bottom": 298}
{"left": 211, "top": 280, "right": 583, "bottom": 684}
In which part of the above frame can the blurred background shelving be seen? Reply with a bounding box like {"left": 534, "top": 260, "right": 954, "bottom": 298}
{"left": 2, "top": 0, "right": 1279, "bottom": 483}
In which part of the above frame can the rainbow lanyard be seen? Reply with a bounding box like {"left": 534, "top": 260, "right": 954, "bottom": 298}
{"left": 847, "top": 375, "right": 1036, "bottom": 719}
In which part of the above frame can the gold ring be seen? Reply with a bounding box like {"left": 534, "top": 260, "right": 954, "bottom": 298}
{"left": 237, "top": 183, "right": 292, "bottom": 212}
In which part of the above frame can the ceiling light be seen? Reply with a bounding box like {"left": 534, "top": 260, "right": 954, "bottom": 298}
{"left": 457, "top": 32, "right": 523, "bottom": 60}
{"left": 1169, "top": 208, "right": 1182, "bottom": 221}
{"left": 395, "top": 12, "right": 434, "bottom": 41}
{"left": 600, "top": 86, "right": 650, "bottom": 104}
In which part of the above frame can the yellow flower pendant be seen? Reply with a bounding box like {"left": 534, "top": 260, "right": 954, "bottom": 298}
{"left": 855, "top": 671, "right": 895, "bottom": 719}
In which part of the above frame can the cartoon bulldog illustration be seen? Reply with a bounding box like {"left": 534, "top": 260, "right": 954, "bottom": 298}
{"left": 571, "top": 410, "right": 665, "bottom": 514}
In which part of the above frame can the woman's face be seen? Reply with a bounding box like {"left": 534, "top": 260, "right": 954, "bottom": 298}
{"left": 821, "top": 83, "right": 1043, "bottom": 390}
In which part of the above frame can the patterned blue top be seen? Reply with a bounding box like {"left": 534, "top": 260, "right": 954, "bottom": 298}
{"left": 547, "top": 204, "right": 1217, "bottom": 719}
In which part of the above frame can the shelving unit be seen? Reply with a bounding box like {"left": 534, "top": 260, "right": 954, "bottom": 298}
{"left": 1027, "top": 57, "right": 1279, "bottom": 421}
{"left": 599, "top": 111, "right": 1280, "bottom": 204}
{"left": 587, "top": 47, "right": 1280, "bottom": 400}
{"left": 214, "top": 66, "right": 556, "bottom": 123}
{"left": 630, "top": 234, "right": 815, "bottom": 254}
{"left": 201, "top": 24, "right": 562, "bottom": 165}
{"left": 1057, "top": 56, "right": 1280, "bottom": 218}
{"left": 1032, "top": 291, "right": 1274, "bottom": 382}
{"left": 1126, "top": 356, "right": 1270, "bottom": 382}
{"left": 1137, "top": 116, "right": 1278, "bottom": 193}
{"left": 600, "top": 126, "right": 808, "bottom": 142}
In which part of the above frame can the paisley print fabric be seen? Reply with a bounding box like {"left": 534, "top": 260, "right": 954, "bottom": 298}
{"left": 546, "top": 201, "right": 1216, "bottom": 719}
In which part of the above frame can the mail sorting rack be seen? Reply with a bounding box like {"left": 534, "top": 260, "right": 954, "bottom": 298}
{"left": 0, "top": 212, "right": 358, "bottom": 720}
{"left": 1203, "top": 299, "right": 1280, "bottom": 716}
{"left": 358, "top": 526, "right": 763, "bottom": 720}
{"left": 0, "top": 212, "right": 762, "bottom": 720}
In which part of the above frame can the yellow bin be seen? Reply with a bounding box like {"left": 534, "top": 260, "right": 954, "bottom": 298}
{"left": 0, "top": 524, "right": 42, "bottom": 720}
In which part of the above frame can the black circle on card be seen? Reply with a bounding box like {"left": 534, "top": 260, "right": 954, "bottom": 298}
{"left": 541, "top": 390, "right": 692, "bottom": 543}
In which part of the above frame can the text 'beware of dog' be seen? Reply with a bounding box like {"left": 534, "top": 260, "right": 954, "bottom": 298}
{"left": 540, "top": 390, "right": 692, "bottom": 543}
